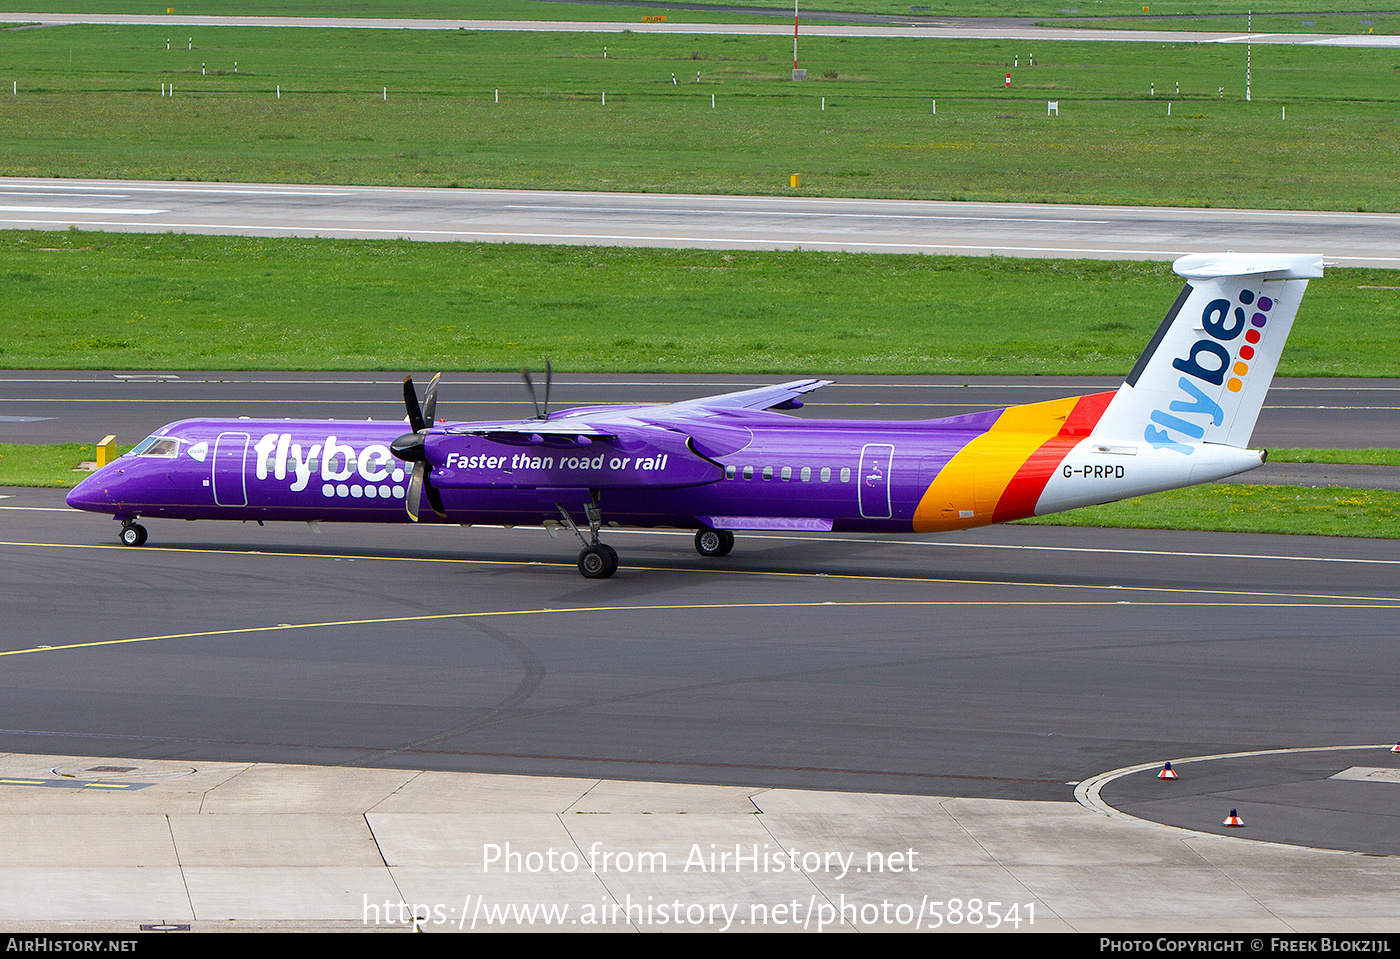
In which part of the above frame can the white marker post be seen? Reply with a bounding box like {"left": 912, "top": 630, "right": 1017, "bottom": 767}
{"left": 1246, "top": 9, "right": 1252, "bottom": 102}
{"left": 793, "top": 0, "right": 799, "bottom": 72}
{"left": 383, "top": 87, "right": 387, "bottom": 101}
{"left": 821, "top": 96, "right": 824, "bottom": 111}
{"left": 711, "top": 93, "right": 715, "bottom": 108}
{"left": 931, "top": 99, "right": 935, "bottom": 115}
{"left": 277, "top": 84, "right": 280, "bottom": 99}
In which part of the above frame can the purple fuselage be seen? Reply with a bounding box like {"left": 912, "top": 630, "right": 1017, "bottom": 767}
{"left": 66, "top": 412, "right": 983, "bottom": 534}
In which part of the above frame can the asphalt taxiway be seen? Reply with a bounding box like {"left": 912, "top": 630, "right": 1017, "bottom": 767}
{"left": 3, "top": 373, "right": 1399, "bottom": 928}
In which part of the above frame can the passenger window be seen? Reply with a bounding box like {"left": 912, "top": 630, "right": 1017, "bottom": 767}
{"left": 801, "top": 467, "right": 811, "bottom": 482}
{"left": 742, "top": 465, "right": 753, "bottom": 480}
{"left": 820, "top": 466, "right": 831, "bottom": 482}
{"left": 781, "top": 466, "right": 791, "bottom": 481}
{"left": 840, "top": 467, "right": 851, "bottom": 483}
{"left": 762, "top": 466, "right": 773, "bottom": 480}
{"left": 725, "top": 465, "right": 736, "bottom": 479}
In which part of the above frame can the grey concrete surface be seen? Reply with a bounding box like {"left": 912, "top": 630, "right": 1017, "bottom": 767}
{"left": 2, "top": 179, "right": 1397, "bottom": 268}
{"left": 3, "top": 751, "right": 1399, "bottom": 932}
{"left": 3, "top": 12, "right": 1400, "bottom": 47}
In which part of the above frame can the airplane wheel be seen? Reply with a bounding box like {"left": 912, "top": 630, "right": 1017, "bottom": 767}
{"left": 578, "top": 544, "right": 618, "bottom": 579}
{"left": 694, "top": 528, "right": 734, "bottom": 557}
{"left": 119, "top": 523, "right": 148, "bottom": 547}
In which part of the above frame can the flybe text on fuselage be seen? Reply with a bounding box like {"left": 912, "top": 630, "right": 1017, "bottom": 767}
{"left": 1146, "top": 286, "right": 1276, "bottom": 455}
{"left": 250, "top": 432, "right": 402, "bottom": 493}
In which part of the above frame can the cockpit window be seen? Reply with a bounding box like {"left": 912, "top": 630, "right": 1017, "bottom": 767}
{"left": 130, "top": 435, "right": 180, "bottom": 458}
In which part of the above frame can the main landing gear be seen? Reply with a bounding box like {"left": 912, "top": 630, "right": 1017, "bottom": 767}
{"left": 118, "top": 520, "right": 148, "bottom": 547}
{"left": 578, "top": 543, "right": 620, "bottom": 579}
{"left": 694, "top": 528, "right": 734, "bottom": 558}
{"left": 556, "top": 499, "right": 619, "bottom": 579}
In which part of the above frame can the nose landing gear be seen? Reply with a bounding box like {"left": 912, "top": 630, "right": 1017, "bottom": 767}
{"left": 118, "top": 520, "right": 148, "bottom": 547}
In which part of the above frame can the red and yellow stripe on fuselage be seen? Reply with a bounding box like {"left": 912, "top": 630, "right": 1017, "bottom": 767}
{"left": 913, "top": 391, "right": 1114, "bottom": 532}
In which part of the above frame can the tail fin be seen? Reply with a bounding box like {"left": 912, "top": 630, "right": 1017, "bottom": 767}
{"left": 1092, "top": 253, "right": 1323, "bottom": 452}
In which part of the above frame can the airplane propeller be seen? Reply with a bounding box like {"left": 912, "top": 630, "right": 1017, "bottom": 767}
{"left": 521, "top": 359, "right": 552, "bottom": 421}
{"left": 391, "top": 373, "right": 446, "bottom": 522}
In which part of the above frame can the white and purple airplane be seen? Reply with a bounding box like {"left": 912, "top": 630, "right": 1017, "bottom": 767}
{"left": 67, "top": 252, "right": 1323, "bottom": 578}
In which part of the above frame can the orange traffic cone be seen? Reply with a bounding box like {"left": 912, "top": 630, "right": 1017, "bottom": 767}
{"left": 1158, "top": 761, "right": 1178, "bottom": 780}
{"left": 1223, "top": 808, "right": 1244, "bottom": 827}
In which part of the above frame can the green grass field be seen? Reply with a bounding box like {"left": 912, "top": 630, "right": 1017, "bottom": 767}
{"left": 0, "top": 26, "right": 1397, "bottom": 209}
{"left": 0, "top": 442, "right": 131, "bottom": 486}
{"left": 1019, "top": 483, "right": 1400, "bottom": 538}
{"left": 1270, "top": 448, "right": 1400, "bottom": 466}
{"left": 3, "top": 231, "right": 1397, "bottom": 374}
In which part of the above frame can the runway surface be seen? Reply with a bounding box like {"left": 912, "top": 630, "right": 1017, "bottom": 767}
{"left": 3, "top": 178, "right": 1398, "bottom": 267}
{"left": 5, "top": 12, "right": 1400, "bottom": 47}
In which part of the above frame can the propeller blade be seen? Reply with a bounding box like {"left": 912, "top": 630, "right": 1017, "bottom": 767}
{"left": 406, "top": 460, "right": 448, "bottom": 521}
{"left": 543, "top": 358, "right": 552, "bottom": 420}
{"left": 403, "top": 376, "right": 426, "bottom": 433}
{"left": 521, "top": 368, "right": 541, "bottom": 419}
{"left": 425, "top": 477, "right": 447, "bottom": 518}
{"left": 422, "top": 372, "right": 441, "bottom": 425}
{"left": 406, "top": 461, "right": 425, "bottom": 522}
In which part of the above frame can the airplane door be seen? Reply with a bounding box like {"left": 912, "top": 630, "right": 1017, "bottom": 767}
{"left": 858, "top": 443, "right": 894, "bottom": 519}
{"left": 213, "top": 431, "right": 250, "bottom": 507}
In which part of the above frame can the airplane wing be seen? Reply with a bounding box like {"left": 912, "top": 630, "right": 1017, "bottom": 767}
{"left": 443, "top": 421, "right": 618, "bottom": 447}
{"left": 435, "top": 379, "right": 829, "bottom": 453}
{"left": 642, "top": 378, "right": 833, "bottom": 416}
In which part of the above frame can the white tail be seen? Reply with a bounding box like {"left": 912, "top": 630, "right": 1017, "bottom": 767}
{"left": 1092, "top": 253, "right": 1323, "bottom": 452}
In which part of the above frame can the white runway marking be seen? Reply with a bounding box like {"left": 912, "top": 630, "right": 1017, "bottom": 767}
{"left": 0, "top": 206, "right": 165, "bottom": 215}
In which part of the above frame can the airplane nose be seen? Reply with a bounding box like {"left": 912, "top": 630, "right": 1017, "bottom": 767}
{"left": 66, "top": 470, "right": 112, "bottom": 512}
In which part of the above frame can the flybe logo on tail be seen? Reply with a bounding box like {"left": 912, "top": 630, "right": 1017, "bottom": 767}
{"left": 1146, "top": 288, "right": 1275, "bottom": 455}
